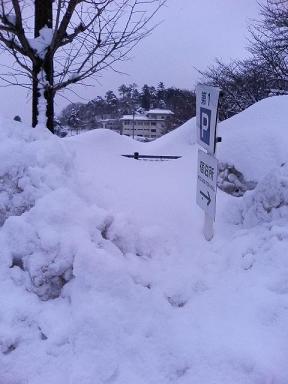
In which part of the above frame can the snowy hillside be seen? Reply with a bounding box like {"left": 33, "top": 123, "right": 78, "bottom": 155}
{"left": 0, "top": 96, "right": 288, "bottom": 384}
{"left": 218, "top": 96, "right": 288, "bottom": 181}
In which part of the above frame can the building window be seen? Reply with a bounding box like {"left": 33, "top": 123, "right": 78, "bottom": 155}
{"left": 151, "top": 122, "right": 156, "bottom": 126}
{"left": 151, "top": 129, "right": 156, "bottom": 132}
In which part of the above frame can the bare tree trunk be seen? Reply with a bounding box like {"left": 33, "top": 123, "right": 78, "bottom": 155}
{"left": 43, "top": 54, "right": 54, "bottom": 133}
{"left": 32, "top": 0, "right": 54, "bottom": 133}
{"left": 1, "top": 0, "right": 165, "bottom": 133}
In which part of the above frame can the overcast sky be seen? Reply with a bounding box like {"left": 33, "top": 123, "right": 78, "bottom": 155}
{"left": 0, "top": 0, "right": 262, "bottom": 123}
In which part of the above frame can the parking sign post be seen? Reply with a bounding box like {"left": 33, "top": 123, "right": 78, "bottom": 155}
{"left": 196, "top": 84, "right": 221, "bottom": 241}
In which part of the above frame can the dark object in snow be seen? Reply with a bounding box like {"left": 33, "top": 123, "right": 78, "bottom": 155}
{"left": 0, "top": 174, "right": 32, "bottom": 227}
{"left": 1, "top": 343, "right": 17, "bottom": 355}
{"left": 10, "top": 257, "right": 24, "bottom": 271}
{"left": 13, "top": 115, "right": 22, "bottom": 122}
{"left": 38, "top": 327, "right": 48, "bottom": 341}
{"left": 54, "top": 119, "right": 68, "bottom": 138}
{"left": 122, "top": 153, "right": 182, "bottom": 161}
{"left": 167, "top": 295, "right": 187, "bottom": 308}
{"left": 31, "top": 266, "right": 74, "bottom": 301}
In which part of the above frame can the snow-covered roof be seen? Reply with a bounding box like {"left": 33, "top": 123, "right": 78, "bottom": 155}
{"left": 99, "top": 118, "right": 120, "bottom": 122}
{"left": 120, "top": 115, "right": 149, "bottom": 121}
{"left": 147, "top": 109, "right": 174, "bottom": 115}
{"left": 121, "top": 109, "right": 174, "bottom": 120}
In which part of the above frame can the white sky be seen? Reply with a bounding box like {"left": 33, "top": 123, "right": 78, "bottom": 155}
{"left": 0, "top": 0, "right": 262, "bottom": 123}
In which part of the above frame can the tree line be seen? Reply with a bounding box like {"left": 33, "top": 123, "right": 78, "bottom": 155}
{"left": 201, "top": 0, "right": 288, "bottom": 120}
{"left": 59, "top": 82, "right": 196, "bottom": 130}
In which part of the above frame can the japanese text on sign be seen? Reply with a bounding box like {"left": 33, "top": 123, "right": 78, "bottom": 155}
{"left": 201, "top": 91, "right": 210, "bottom": 106}
{"left": 199, "top": 161, "right": 215, "bottom": 181}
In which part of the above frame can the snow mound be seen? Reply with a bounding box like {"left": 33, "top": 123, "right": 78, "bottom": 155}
{"left": 0, "top": 120, "right": 116, "bottom": 300}
{"left": 67, "top": 121, "right": 197, "bottom": 158}
{"left": 0, "top": 119, "right": 73, "bottom": 226}
{"left": 147, "top": 117, "right": 196, "bottom": 154}
{"left": 218, "top": 96, "right": 288, "bottom": 182}
{"left": 240, "top": 163, "right": 288, "bottom": 227}
{"left": 1, "top": 97, "right": 288, "bottom": 383}
{"left": 67, "top": 128, "right": 145, "bottom": 155}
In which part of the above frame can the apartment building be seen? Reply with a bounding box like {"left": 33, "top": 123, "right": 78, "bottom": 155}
{"left": 120, "top": 109, "right": 174, "bottom": 139}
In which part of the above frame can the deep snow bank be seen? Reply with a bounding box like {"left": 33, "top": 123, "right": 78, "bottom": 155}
{"left": 217, "top": 95, "right": 288, "bottom": 182}
{"left": 0, "top": 96, "right": 288, "bottom": 384}
{"left": 239, "top": 163, "right": 288, "bottom": 226}
{"left": 147, "top": 117, "right": 196, "bottom": 155}
{"left": 140, "top": 95, "right": 288, "bottom": 184}
{"left": 0, "top": 121, "right": 115, "bottom": 300}
{"left": 151, "top": 95, "right": 288, "bottom": 196}
{"left": 0, "top": 119, "right": 73, "bottom": 226}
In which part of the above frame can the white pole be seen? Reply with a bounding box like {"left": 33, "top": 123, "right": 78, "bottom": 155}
{"left": 132, "top": 111, "right": 135, "bottom": 139}
{"left": 203, "top": 212, "right": 214, "bottom": 241}
{"left": 203, "top": 128, "right": 218, "bottom": 241}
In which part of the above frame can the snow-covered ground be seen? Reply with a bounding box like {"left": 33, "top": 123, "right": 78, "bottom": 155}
{"left": 0, "top": 96, "right": 288, "bottom": 384}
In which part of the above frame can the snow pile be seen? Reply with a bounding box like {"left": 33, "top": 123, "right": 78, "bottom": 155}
{"left": 0, "top": 119, "right": 73, "bottom": 226}
{"left": 0, "top": 120, "right": 115, "bottom": 300}
{"left": 218, "top": 96, "right": 288, "bottom": 182}
{"left": 0, "top": 96, "right": 288, "bottom": 383}
{"left": 147, "top": 117, "right": 196, "bottom": 154}
{"left": 240, "top": 163, "right": 288, "bottom": 226}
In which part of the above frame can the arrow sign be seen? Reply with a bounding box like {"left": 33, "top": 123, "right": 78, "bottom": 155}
{"left": 196, "top": 149, "right": 218, "bottom": 220}
{"left": 200, "top": 190, "right": 211, "bottom": 206}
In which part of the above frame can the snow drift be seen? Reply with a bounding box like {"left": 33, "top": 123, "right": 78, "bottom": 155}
{"left": 0, "top": 96, "right": 288, "bottom": 384}
{"left": 217, "top": 95, "right": 288, "bottom": 182}
{"left": 240, "top": 163, "right": 288, "bottom": 226}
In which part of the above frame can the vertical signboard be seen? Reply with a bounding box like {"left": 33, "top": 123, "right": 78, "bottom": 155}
{"left": 195, "top": 84, "right": 221, "bottom": 240}
{"left": 196, "top": 149, "right": 218, "bottom": 220}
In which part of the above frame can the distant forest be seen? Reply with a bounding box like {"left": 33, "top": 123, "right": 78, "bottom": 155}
{"left": 59, "top": 83, "right": 196, "bottom": 130}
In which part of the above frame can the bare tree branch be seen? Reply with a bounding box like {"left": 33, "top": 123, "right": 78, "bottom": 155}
{"left": 0, "top": 0, "right": 166, "bottom": 130}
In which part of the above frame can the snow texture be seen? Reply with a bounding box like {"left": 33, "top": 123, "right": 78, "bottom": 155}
{"left": 240, "top": 163, "right": 288, "bottom": 226}
{"left": 0, "top": 96, "right": 288, "bottom": 384}
{"left": 217, "top": 96, "right": 288, "bottom": 181}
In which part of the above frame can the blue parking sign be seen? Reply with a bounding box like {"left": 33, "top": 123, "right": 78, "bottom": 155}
{"left": 196, "top": 85, "right": 220, "bottom": 154}
{"left": 200, "top": 107, "right": 211, "bottom": 146}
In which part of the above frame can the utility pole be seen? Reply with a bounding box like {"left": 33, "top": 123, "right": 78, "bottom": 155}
{"left": 32, "top": 0, "right": 54, "bottom": 133}
{"left": 132, "top": 110, "right": 135, "bottom": 139}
